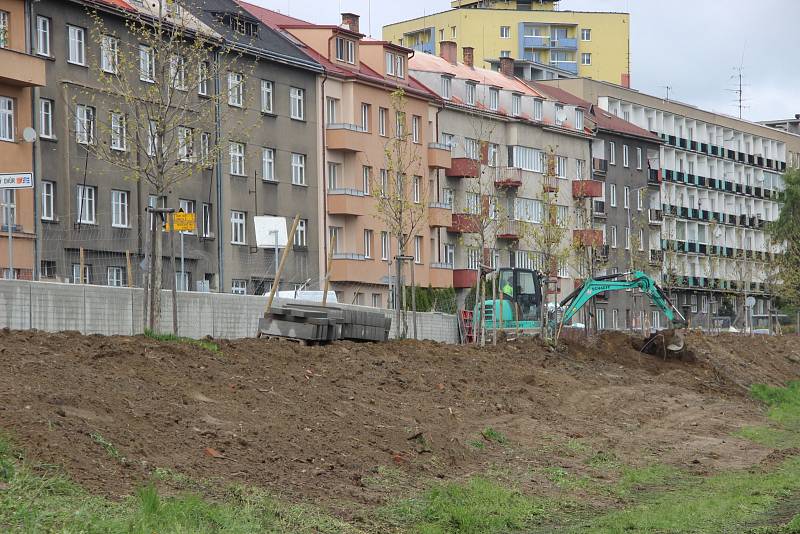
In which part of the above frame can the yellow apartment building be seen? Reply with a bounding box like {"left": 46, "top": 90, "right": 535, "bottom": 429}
{"left": 383, "top": 0, "right": 630, "bottom": 87}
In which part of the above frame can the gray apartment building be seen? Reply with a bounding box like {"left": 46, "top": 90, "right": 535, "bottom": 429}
{"left": 31, "top": 0, "right": 321, "bottom": 294}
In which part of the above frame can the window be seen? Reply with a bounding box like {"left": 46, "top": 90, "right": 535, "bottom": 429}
{"left": 596, "top": 308, "right": 606, "bottom": 330}
{"left": 360, "top": 103, "right": 370, "bottom": 131}
{"left": 581, "top": 28, "right": 591, "bottom": 41}
{"left": 230, "top": 211, "right": 245, "bottom": 244}
{"left": 533, "top": 98, "right": 543, "bottom": 121}
{"left": 395, "top": 111, "right": 405, "bottom": 138}
{"left": 575, "top": 109, "right": 584, "bottom": 131}
{"left": 72, "top": 264, "right": 91, "bottom": 284}
{"left": 466, "top": 83, "right": 476, "bottom": 106}
{"left": 467, "top": 248, "right": 480, "bottom": 270}
{"left": 67, "top": 25, "right": 86, "bottom": 65}
{"left": 178, "top": 199, "right": 195, "bottom": 234}
{"left": 146, "top": 121, "right": 158, "bottom": 156}
{"left": 488, "top": 143, "right": 498, "bottom": 167}
{"left": 625, "top": 226, "right": 630, "bottom": 250}
{"left": 362, "top": 166, "right": 371, "bottom": 194}
{"left": 414, "top": 236, "right": 422, "bottom": 264}
{"left": 36, "top": 16, "right": 51, "bottom": 56}
{"left": 260, "top": 80, "right": 273, "bottom": 113}
{"left": 327, "top": 162, "right": 339, "bottom": 190}
{"left": 385, "top": 52, "right": 405, "bottom": 78}
{"left": 441, "top": 132, "right": 455, "bottom": 149}
{"left": 291, "top": 153, "right": 306, "bottom": 185}
{"left": 41, "top": 181, "right": 54, "bottom": 221}
{"left": 500, "top": 50, "right": 511, "bottom": 58}
{"left": 623, "top": 145, "right": 629, "bottom": 167}
{"left": 413, "top": 176, "right": 421, "bottom": 203}
{"left": 691, "top": 294, "right": 698, "bottom": 314}
{"left": 335, "top": 37, "right": 355, "bottom": 63}
{"left": 385, "top": 51, "right": 395, "bottom": 75}
{"left": 106, "top": 267, "right": 123, "bottom": 287}
{"left": 39, "top": 99, "right": 54, "bottom": 139}
{"left": 328, "top": 226, "right": 341, "bottom": 253}
{"left": 609, "top": 141, "right": 616, "bottom": 165}
{"left": 489, "top": 87, "right": 499, "bottom": 111}
{"left": 364, "top": 229, "right": 373, "bottom": 258}
{"left": 555, "top": 104, "right": 565, "bottom": 125}
{"left": 465, "top": 192, "right": 481, "bottom": 214}
{"left": 101, "top": 35, "right": 119, "bottom": 74}
{"left": 581, "top": 53, "right": 591, "bottom": 65}
{"left": 412, "top": 115, "right": 420, "bottom": 143}
{"left": 0, "top": 11, "right": 8, "bottom": 49}
{"left": 201, "top": 203, "right": 212, "bottom": 238}
{"left": 379, "top": 169, "right": 388, "bottom": 197}
{"left": 200, "top": 132, "right": 211, "bottom": 166}
{"left": 76, "top": 185, "right": 96, "bottom": 224}
{"left": 111, "top": 190, "right": 129, "bottom": 228}
{"left": 372, "top": 293, "right": 382, "bottom": 308}
{"left": 231, "top": 280, "right": 247, "bottom": 295}
{"left": 139, "top": 45, "right": 155, "bottom": 82}
{"left": 623, "top": 185, "right": 630, "bottom": 208}
{"left": 75, "top": 105, "right": 94, "bottom": 145}
{"left": 609, "top": 183, "right": 617, "bottom": 207}
{"left": 444, "top": 244, "right": 455, "bottom": 266}
{"left": 171, "top": 54, "right": 187, "bottom": 90}
{"left": 636, "top": 147, "right": 643, "bottom": 170}
{"left": 1, "top": 190, "right": 15, "bottom": 227}
{"left": 378, "top": 107, "right": 387, "bottom": 136}
{"left": 326, "top": 96, "right": 340, "bottom": 125}
{"left": 639, "top": 228, "right": 645, "bottom": 251}
{"left": 464, "top": 138, "right": 479, "bottom": 160}
{"left": 500, "top": 26, "right": 511, "bottom": 38}
{"left": 293, "top": 219, "right": 307, "bottom": 247}
{"left": 512, "top": 94, "right": 521, "bottom": 116}
{"left": 612, "top": 309, "right": 619, "bottom": 330}
{"left": 556, "top": 156, "right": 567, "bottom": 178}
{"left": 451, "top": 26, "right": 457, "bottom": 38}
{"left": 637, "top": 190, "right": 643, "bottom": 211}
{"left": 381, "top": 231, "right": 389, "bottom": 260}
{"left": 511, "top": 146, "right": 544, "bottom": 173}
{"left": 230, "top": 142, "right": 245, "bottom": 176}
{"left": 576, "top": 159, "right": 585, "bottom": 180}
{"left": 197, "top": 61, "right": 209, "bottom": 96}
{"left": 290, "top": 87, "right": 305, "bottom": 120}
{"left": 441, "top": 76, "right": 452, "bottom": 100}
{"left": 262, "top": 148, "right": 275, "bottom": 181}
{"left": 110, "top": 112, "right": 127, "bottom": 151}
{"left": 0, "top": 97, "right": 13, "bottom": 141}
{"left": 228, "top": 72, "right": 244, "bottom": 106}
{"left": 610, "top": 225, "right": 617, "bottom": 248}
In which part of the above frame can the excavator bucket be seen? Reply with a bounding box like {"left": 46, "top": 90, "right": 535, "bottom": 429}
{"left": 638, "top": 329, "right": 694, "bottom": 361}
{"left": 664, "top": 329, "right": 685, "bottom": 352}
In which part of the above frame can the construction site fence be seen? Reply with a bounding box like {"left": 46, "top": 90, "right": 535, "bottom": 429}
{"left": 0, "top": 279, "right": 460, "bottom": 344}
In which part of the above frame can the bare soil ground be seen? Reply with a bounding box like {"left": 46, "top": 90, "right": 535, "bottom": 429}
{"left": 1, "top": 328, "right": 799, "bottom": 518}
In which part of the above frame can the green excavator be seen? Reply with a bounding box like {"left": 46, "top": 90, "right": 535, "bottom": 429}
{"left": 473, "top": 269, "right": 687, "bottom": 353}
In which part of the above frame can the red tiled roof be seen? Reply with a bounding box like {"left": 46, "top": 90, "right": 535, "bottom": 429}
{"left": 410, "top": 53, "right": 544, "bottom": 97}
{"left": 236, "top": 0, "right": 308, "bottom": 28}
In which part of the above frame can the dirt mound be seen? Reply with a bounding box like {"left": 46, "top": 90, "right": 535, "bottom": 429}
{"left": 1, "top": 329, "right": 798, "bottom": 512}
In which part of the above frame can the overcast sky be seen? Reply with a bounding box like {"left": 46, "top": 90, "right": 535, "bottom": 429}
{"left": 251, "top": 0, "right": 799, "bottom": 122}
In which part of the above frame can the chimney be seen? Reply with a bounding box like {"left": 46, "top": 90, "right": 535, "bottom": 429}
{"left": 499, "top": 56, "right": 514, "bottom": 77}
{"left": 341, "top": 13, "right": 360, "bottom": 34}
{"left": 439, "top": 41, "right": 457, "bottom": 65}
{"left": 463, "top": 46, "right": 474, "bottom": 68}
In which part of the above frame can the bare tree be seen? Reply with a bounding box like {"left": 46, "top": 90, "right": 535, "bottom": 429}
{"left": 77, "top": 1, "right": 256, "bottom": 329}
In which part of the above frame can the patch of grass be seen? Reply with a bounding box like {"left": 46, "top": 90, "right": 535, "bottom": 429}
{"left": 564, "top": 438, "right": 591, "bottom": 455}
{"left": 89, "top": 432, "right": 127, "bottom": 465}
{"left": 585, "top": 451, "right": 621, "bottom": 470}
{"left": 361, "top": 465, "right": 410, "bottom": 492}
{"left": 577, "top": 457, "right": 800, "bottom": 533}
{"left": 467, "top": 439, "right": 485, "bottom": 450}
{"left": 737, "top": 425, "right": 800, "bottom": 449}
{"left": 542, "top": 467, "right": 593, "bottom": 491}
{"left": 381, "top": 477, "right": 547, "bottom": 534}
{"left": 481, "top": 427, "right": 508, "bottom": 445}
{"left": 751, "top": 381, "right": 800, "bottom": 429}
{"left": 144, "top": 328, "right": 221, "bottom": 354}
{"left": 612, "top": 464, "right": 687, "bottom": 497}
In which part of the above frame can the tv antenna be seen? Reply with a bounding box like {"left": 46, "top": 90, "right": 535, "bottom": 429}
{"left": 660, "top": 85, "right": 673, "bottom": 101}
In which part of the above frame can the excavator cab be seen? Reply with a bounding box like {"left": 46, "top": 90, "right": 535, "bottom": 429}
{"left": 475, "top": 268, "right": 544, "bottom": 332}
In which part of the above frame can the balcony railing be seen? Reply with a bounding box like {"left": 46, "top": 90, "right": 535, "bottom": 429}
{"left": 593, "top": 200, "right": 606, "bottom": 216}
{"left": 326, "top": 123, "right": 368, "bottom": 152}
{"left": 332, "top": 253, "right": 366, "bottom": 261}
{"left": 495, "top": 167, "right": 523, "bottom": 188}
{"left": 431, "top": 262, "right": 454, "bottom": 270}
{"left": 648, "top": 209, "right": 663, "bottom": 224}
{"left": 549, "top": 61, "right": 578, "bottom": 74}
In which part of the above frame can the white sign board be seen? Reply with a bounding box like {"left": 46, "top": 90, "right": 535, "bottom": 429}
{"left": 254, "top": 216, "right": 289, "bottom": 248}
{"left": 0, "top": 173, "right": 33, "bottom": 189}
{"left": 745, "top": 296, "right": 757, "bottom": 308}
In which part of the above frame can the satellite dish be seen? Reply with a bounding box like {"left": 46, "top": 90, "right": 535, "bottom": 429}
{"left": 22, "top": 127, "right": 37, "bottom": 143}
{"left": 556, "top": 109, "right": 568, "bottom": 124}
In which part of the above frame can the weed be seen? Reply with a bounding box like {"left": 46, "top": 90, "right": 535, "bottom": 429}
{"left": 90, "top": 432, "right": 127, "bottom": 465}
{"left": 467, "top": 440, "right": 485, "bottom": 450}
{"left": 586, "top": 451, "right": 620, "bottom": 470}
{"left": 613, "top": 464, "right": 686, "bottom": 497}
{"left": 565, "top": 438, "right": 590, "bottom": 455}
{"left": 361, "top": 465, "right": 409, "bottom": 492}
{"left": 144, "top": 328, "right": 221, "bottom": 354}
{"left": 481, "top": 427, "right": 508, "bottom": 445}
{"left": 737, "top": 425, "right": 800, "bottom": 449}
{"left": 542, "top": 467, "right": 593, "bottom": 491}
{"left": 751, "top": 381, "right": 800, "bottom": 428}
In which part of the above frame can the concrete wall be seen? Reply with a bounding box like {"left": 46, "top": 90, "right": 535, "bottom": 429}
{"left": 0, "top": 280, "right": 460, "bottom": 344}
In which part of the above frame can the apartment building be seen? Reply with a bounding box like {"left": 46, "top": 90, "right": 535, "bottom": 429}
{"left": 384, "top": 0, "right": 630, "bottom": 86}
{"left": 0, "top": 0, "right": 46, "bottom": 279}
{"left": 542, "top": 77, "right": 800, "bottom": 327}
{"left": 243, "top": 6, "right": 451, "bottom": 306}
{"left": 761, "top": 115, "right": 800, "bottom": 138}
{"left": 31, "top": 0, "right": 321, "bottom": 294}
{"left": 409, "top": 46, "right": 595, "bottom": 303}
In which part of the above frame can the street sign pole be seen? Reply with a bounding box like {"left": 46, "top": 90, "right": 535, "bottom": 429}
{"left": 5, "top": 201, "right": 12, "bottom": 280}
{"left": 0, "top": 173, "right": 35, "bottom": 279}
{"left": 180, "top": 230, "right": 184, "bottom": 290}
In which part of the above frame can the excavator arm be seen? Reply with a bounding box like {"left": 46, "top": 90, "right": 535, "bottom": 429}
{"left": 558, "top": 271, "right": 686, "bottom": 328}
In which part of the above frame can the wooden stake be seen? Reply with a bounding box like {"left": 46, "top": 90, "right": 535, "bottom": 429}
{"left": 322, "top": 233, "right": 336, "bottom": 307}
{"left": 126, "top": 250, "right": 133, "bottom": 288}
{"left": 79, "top": 247, "right": 85, "bottom": 284}
{"left": 265, "top": 214, "right": 301, "bottom": 313}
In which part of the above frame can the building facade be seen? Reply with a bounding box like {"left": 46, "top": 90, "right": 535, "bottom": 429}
{"left": 31, "top": 0, "right": 321, "bottom": 294}
{"left": 542, "top": 77, "right": 800, "bottom": 328}
{"left": 410, "top": 46, "right": 596, "bottom": 304}
{"left": 383, "top": 0, "right": 630, "bottom": 86}
{"left": 0, "top": 0, "right": 46, "bottom": 280}
{"left": 243, "top": 6, "right": 453, "bottom": 306}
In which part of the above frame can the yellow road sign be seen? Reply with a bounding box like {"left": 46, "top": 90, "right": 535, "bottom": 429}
{"left": 164, "top": 212, "right": 196, "bottom": 232}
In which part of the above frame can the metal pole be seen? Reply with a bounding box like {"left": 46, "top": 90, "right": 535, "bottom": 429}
{"left": 411, "top": 259, "right": 417, "bottom": 340}
{"left": 5, "top": 202, "right": 12, "bottom": 279}
{"left": 170, "top": 213, "right": 178, "bottom": 335}
{"left": 274, "top": 231, "right": 279, "bottom": 283}
{"left": 180, "top": 231, "right": 184, "bottom": 290}
{"left": 266, "top": 215, "right": 301, "bottom": 312}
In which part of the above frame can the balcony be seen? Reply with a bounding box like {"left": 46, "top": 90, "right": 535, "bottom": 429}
{"left": 428, "top": 143, "right": 452, "bottom": 169}
{"left": 597, "top": 244, "right": 610, "bottom": 261}
{"left": 445, "top": 158, "right": 480, "bottom": 178}
{"left": 326, "top": 123, "right": 368, "bottom": 152}
{"left": 330, "top": 253, "right": 367, "bottom": 282}
{"left": 542, "top": 176, "right": 559, "bottom": 194}
{"left": 448, "top": 213, "right": 479, "bottom": 234}
{"left": 523, "top": 35, "right": 550, "bottom": 48}
{"left": 497, "top": 220, "right": 520, "bottom": 241}
{"left": 430, "top": 263, "right": 454, "bottom": 288}
{"left": 495, "top": 167, "right": 523, "bottom": 188}
{"left": 549, "top": 61, "right": 578, "bottom": 74}
{"left": 648, "top": 209, "right": 663, "bottom": 225}
{"left": 648, "top": 168, "right": 661, "bottom": 185}
{"left": 0, "top": 48, "right": 46, "bottom": 87}
{"left": 592, "top": 158, "right": 608, "bottom": 176}
{"left": 551, "top": 38, "right": 578, "bottom": 49}
{"left": 649, "top": 249, "right": 664, "bottom": 265}
{"left": 327, "top": 189, "right": 369, "bottom": 216}
{"left": 573, "top": 229, "right": 603, "bottom": 247}
{"left": 572, "top": 179, "right": 603, "bottom": 199}
{"left": 453, "top": 269, "right": 478, "bottom": 289}
{"left": 428, "top": 202, "right": 453, "bottom": 227}
{"left": 593, "top": 200, "right": 606, "bottom": 218}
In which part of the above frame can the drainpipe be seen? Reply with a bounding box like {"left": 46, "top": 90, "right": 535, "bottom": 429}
{"left": 214, "top": 49, "right": 224, "bottom": 292}
{"left": 320, "top": 68, "right": 329, "bottom": 289}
